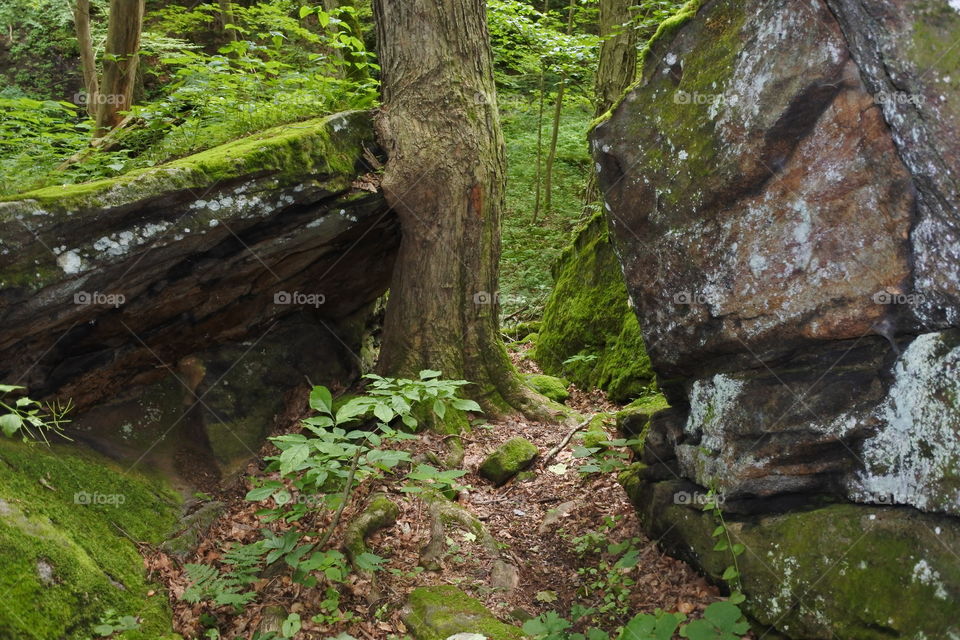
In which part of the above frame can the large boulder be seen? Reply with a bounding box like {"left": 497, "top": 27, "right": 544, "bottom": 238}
{"left": 0, "top": 111, "right": 399, "bottom": 474}
{"left": 594, "top": 0, "right": 960, "bottom": 636}
{"left": 594, "top": 0, "right": 960, "bottom": 515}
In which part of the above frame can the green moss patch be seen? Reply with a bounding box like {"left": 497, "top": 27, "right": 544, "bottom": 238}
{"left": 534, "top": 215, "right": 654, "bottom": 402}
{"left": 403, "top": 585, "right": 524, "bottom": 640}
{"left": 478, "top": 438, "right": 539, "bottom": 486}
{"left": 0, "top": 439, "right": 181, "bottom": 639}
{"left": 523, "top": 374, "right": 570, "bottom": 404}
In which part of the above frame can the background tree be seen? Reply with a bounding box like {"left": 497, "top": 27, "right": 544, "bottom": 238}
{"left": 95, "top": 0, "right": 144, "bottom": 136}
{"left": 73, "top": 0, "right": 99, "bottom": 117}
{"left": 372, "top": 0, "right": 548, "bottom": 417}
{"left": 594, "top": 0, "right": 638, "bottom": 117}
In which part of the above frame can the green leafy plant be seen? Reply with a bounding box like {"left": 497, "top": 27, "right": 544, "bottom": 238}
{"left": 91, "top": 609, "right": 141, "bottom": 637}
{"left": 0, "top": 384, "right": 73, "bottom": 443}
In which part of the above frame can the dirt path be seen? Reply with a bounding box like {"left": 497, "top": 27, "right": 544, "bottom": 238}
{"left": 147, "top": 377, "right": 719, "bottom": 640}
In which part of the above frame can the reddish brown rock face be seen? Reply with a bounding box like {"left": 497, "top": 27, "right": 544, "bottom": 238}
{"left": 595, "top": 0, "right": 917, "bottom": 374}
{"left": 594, "top": 0, "right": 960, "bottom": 516}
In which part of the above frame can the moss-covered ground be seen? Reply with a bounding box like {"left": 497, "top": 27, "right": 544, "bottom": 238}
{"left": 0, "top": 438, "right": 181, "bottom": 639}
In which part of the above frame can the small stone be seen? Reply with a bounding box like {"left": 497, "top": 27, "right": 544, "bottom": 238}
{"left": 478, "top": 438, "right": 539, "bottom": 486}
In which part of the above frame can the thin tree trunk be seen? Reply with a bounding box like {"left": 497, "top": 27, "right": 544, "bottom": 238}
{"left": 543, "top": 78, "right": 565, "bottom": 216}
{"left": 584, "top": 0, "right": 638, "bottom": 206}
{"left": 373, "top": 0, "right": 548, "bottom": 418}
{"left": 219, "top": 0, "right": 237, "bottom": 41}
{"left": 531, "top": 0, "right": 550, "bottom": 224}
{"left": 542, "top": 0, "right": 577, "bottom": 217}
{"left": 95, "top": 0, "right": 144, "bottom": 137}
{"left": 321, "top": 0, "right": 369, "bottom": 82}
{"left": 73, "top": 0, "right": 99, "bottom": 118}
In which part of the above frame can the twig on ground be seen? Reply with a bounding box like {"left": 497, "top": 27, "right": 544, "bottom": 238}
{"left": 541, "top": 416, "right": 592, "bottom": 466}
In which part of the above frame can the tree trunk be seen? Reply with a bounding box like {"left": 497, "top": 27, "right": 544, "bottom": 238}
{"left": 372, "top": 0, "right": 545, "bottom": 417}
{"left": 542, "top": 0, "right": 577, "bottom": 217}
{"left": 73, "top": 0, "right": 99, "bottom": 118}
{"left": 594, "top": 0, "right": 637, "bottom": 116}
{"left": 95, "top": 0, "right": 144, "bottom": 137}
{"left": 584, "top": 0, "right": 638, "bottom": 206}
{"left": 218, "top": 0, "right": 237, "bottom": 42}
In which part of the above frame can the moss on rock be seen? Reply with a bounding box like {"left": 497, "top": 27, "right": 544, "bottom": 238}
{"left": 534, "top": 215, "right": 654, "bottom": 403}
{"left": 523, "top": 374, "right": 570, "bottom": 404}
{"left": 582, "top": 413, "right": 614, "bottom": 450}
{"left": 0, "top": 439, "right": 181, "bottom": 639}
{"left": 626, "top": 477, "right": 960, "bottom": 639}
{"left": 478, "top": 438, "right": 539, "bottom": 486}
{"left": 403, "top": 585, "right": 524, "bottom": 640}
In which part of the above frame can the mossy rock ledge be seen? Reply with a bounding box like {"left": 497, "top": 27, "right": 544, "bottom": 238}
{"left": 0, "top": 111, "right": 398, "bottom": 413}
{"left": 0, "top": 111, "right": 399, "bottom": 475}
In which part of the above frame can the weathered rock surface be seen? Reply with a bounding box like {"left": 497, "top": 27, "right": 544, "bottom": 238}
{"left": 622, "top": 474, "right": 960, "bottom": 639}
{"left": 595, "top": 0, "right": 960, "bottom": 636}
{"left": 0, "top": 438, "right": 181, "bottom": 639}
{"left": 478, "top": 437, "right": 539, "bottom": 485}
{"left": 595, "top": 0, "right": 960, "bottom": 514}
{"left": 0, "top": 111, "right": 398, "bottom": 476}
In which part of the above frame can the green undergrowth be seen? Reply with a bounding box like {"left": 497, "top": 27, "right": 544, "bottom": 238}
{"left": 0, "top": 438, "right": 181, "bottom": 639}
{"left": 500, "top": 96, "right": 594, "bottom": 320}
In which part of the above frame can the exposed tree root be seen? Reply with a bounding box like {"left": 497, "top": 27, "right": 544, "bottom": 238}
{"left": 343, "top": 493, "right": 401, "bottom": 603}
{"left": 419, "top": 490, "right": 520, "bottom": 593}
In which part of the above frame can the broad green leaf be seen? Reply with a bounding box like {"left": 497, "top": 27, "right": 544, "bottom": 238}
{"left": 451, "top": 398, "right": 482, "bottom": 412}
{"left": 309, "top": 386, "right": 333, "bottom": 414}
{"left": 373, "top": 402, "right": 393, "bottom": 423}
{"left": 354, "top": 552, "right": 385, "bottom": 571}
{"left": 419, "top": 369, "right": 442, "bottom": 380}
{"left": 433, "top": 398, "right": 446, "bottom": 420}
{"left": 721, "top": 566, "right": 740, "bottom": 581}
{"left": 0, "top": 414, "right": 22, "bottom": 437}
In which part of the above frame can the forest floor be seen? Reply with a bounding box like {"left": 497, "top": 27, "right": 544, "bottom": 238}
{"left": 146, "top": 348, "right": 719, "bottom": 639}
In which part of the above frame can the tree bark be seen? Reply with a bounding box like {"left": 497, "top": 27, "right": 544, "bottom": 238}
{"left": 584, "top": 0, "right": 638, "bottom": 206}
{"left": 594, "top": 0, "right": 637, "bottom": 117}
{"left": 372, "top": 0, "right": 546, "bottom": 417}
{"left": 218, "top": 0, "right": 237, "bottom": 42}
{"left": 95, "top": 0, "right": 144, "bottom": 137}
{"left": 73, "top": 0, "right": 99, "bottom": 118}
